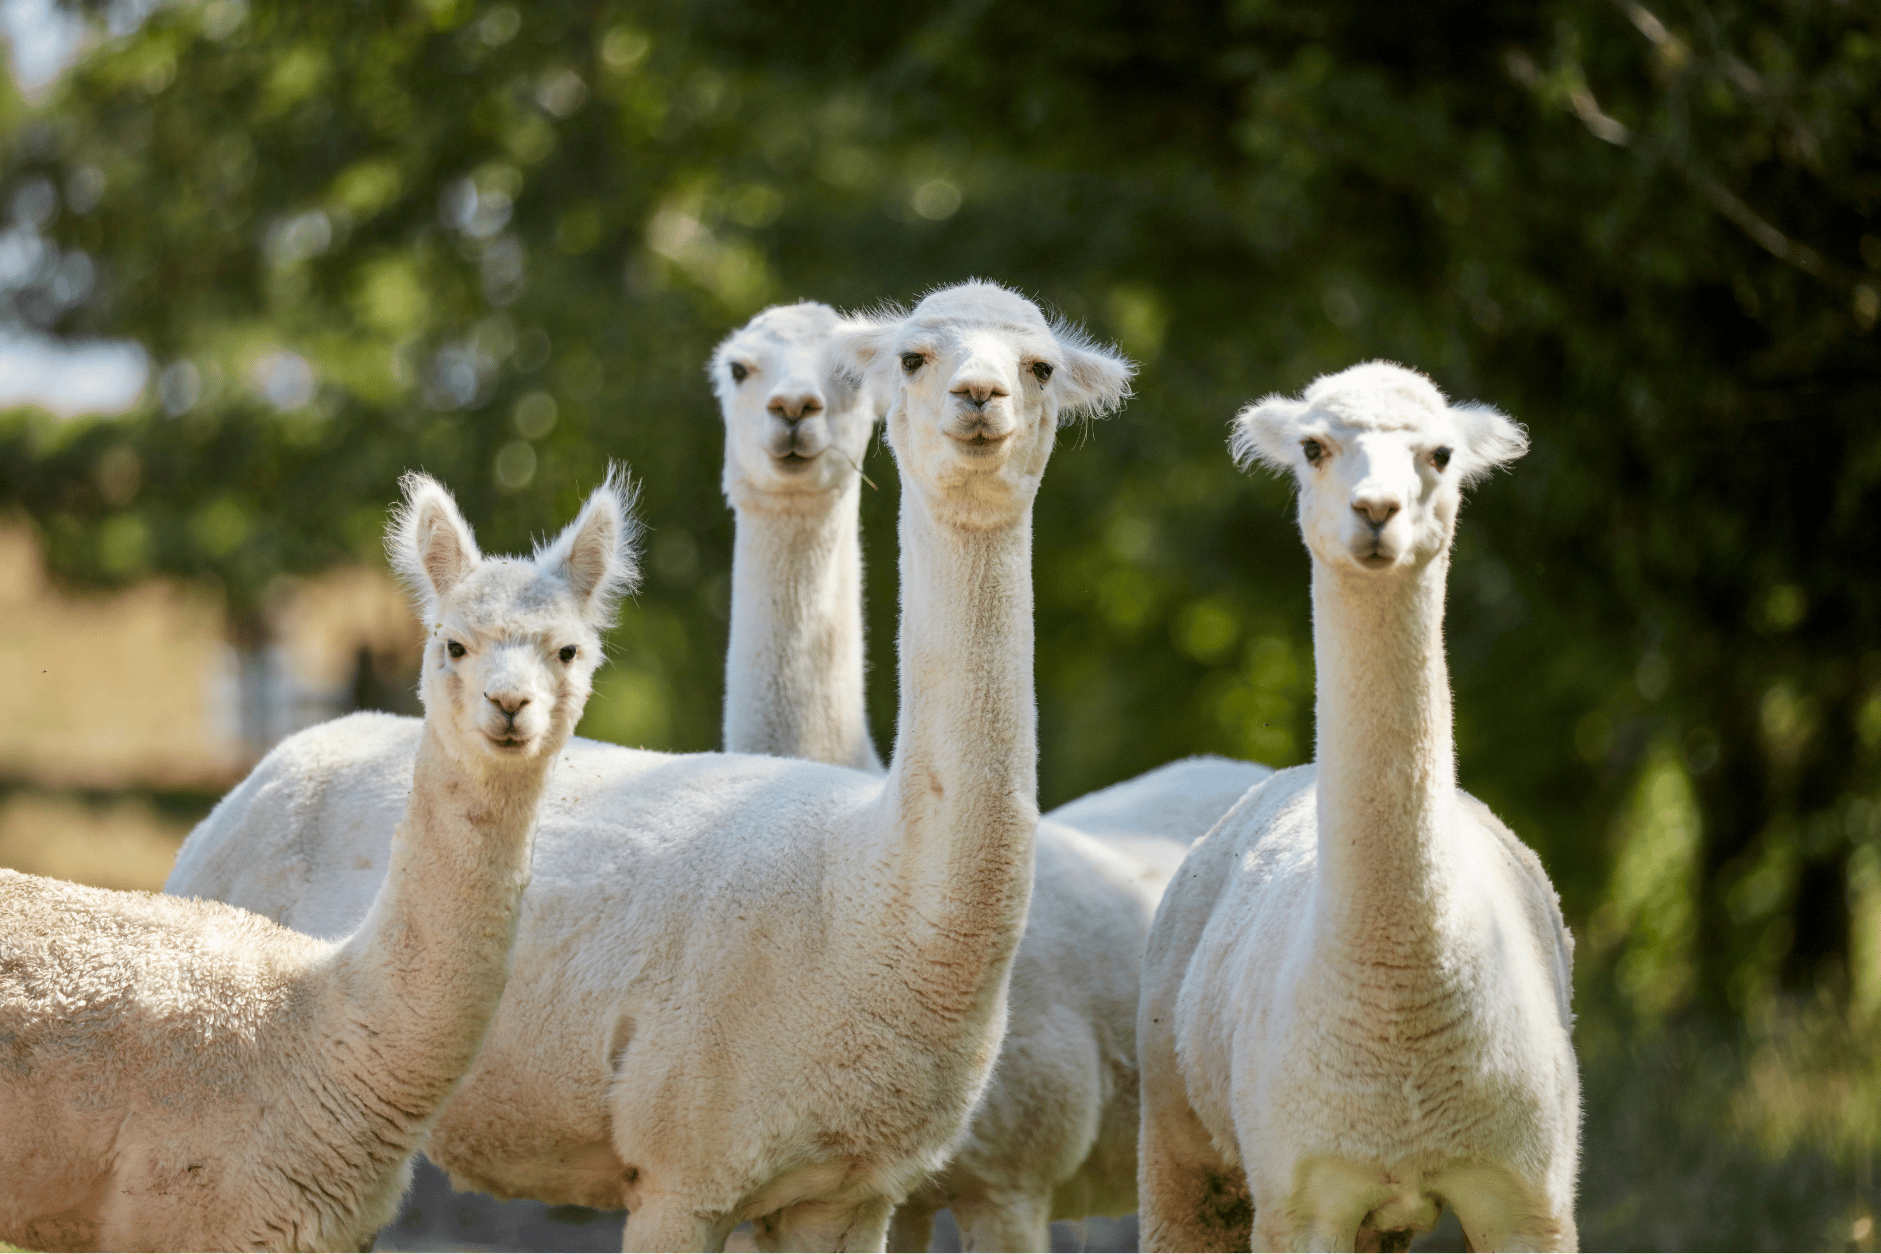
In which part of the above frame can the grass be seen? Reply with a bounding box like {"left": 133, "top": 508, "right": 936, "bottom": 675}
{"left": 1576, "top": 997, "right": 1881, "bottom": 1252}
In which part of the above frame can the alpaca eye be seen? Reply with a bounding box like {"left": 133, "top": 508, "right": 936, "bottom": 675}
{"left": 1301, "top": 439, "right": 1324, "bottom": 465}
{"left": 446, "top": 640, "right": 466, "bottom": 659}
{"left": 559, "top": 645, "right": 577, "bottom": 664}
{"left": 729, "top": 362, "right": 748, "bottom": 384}
{"left": 1030, "top": 361, "right": 1054, "bottom": 384}
{"left": 1432, "top": 446, "right": 1453, "bottom": 470}
{"left": 900, "top": 353, "right": 925, "bottom": 374}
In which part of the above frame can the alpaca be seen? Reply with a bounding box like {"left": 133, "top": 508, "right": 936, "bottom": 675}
{"left": 1136, "top": 363, "right": 1579, "bottom": 1252}
{"left": 2, "top": 471, "right": 636, "bottom": 1253}
{"left": 165, "top": 281, "right": 1135, "bottom": 1252}
{"left": 711, "top": 301, "right": 884, "bottom": 773}
{"left": 707, "top": 301, "right": 1157, "bottom": 1252}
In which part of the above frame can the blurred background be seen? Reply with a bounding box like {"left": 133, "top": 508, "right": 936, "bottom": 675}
{"left": 0, "top": 0, "right": 1876, "bottom": 1248}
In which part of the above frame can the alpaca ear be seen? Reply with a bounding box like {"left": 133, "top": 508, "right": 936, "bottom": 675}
{"left": 828, "top": 312, "right": 902, "bottom": 393}
{"left": 536, "top": 464, "right": 642, "bottom": 628}
{"left": 1052, "top": 331, "right": 1136, "bottom": 422}
{"left": 1450, "top": 401, "right": 1529, "bottom": 485}
{"left": 389, "top": 472, "right": 481, "bottom": 612}
{"left": 817, "top": 322, "right": 887, "bottom": 424}
{"left": 1231, "top": 394, "right": 1310, "bottom": 475}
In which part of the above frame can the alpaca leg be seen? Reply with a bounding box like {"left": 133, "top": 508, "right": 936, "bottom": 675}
{"left": 620, "top": 1200, "right": 729, "bottom": 1253}
{"left": 1136, "top": 1092, "right": 1249, "bottom": 1252}
{"left": 1452, "top": 1208, "right": 1578, "bottom": 1254}
{"left": 754, "top": 1195, "right": 895, "bottom": 1253}
{"left": 949, "top": 1188, "right": 1051, "bottom": 1253}
{"left": 884, "top": 1199, "right": 937, "bottom": 1252}
{"left": 1444, "top": 1169, "right": 1576, "bottom": 1252}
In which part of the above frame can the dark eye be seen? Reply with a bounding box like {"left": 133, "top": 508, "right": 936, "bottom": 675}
{"left": 446, "top": 640, "right": 466, "bottom": 659}
{"left": 1432, "top": 446, "right": 1453, "bottom": 470}
{"left": 900, "top": 353, "right": 925, "bottom": 374}
{"left": 559, "top": 645, "right": 577, "bottom": 664}
{"left": 729, "top": 362, "right": 748, "bottom": 384}
{"left": 1030, "top": 361, "right": 1054, "bottom": 384}
{"left": 1301, "top": 439, "right": 1324, "bottom": 465}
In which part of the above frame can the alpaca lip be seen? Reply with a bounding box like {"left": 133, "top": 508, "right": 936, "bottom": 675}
{"left": 485, "top": 731, "right": 531, "bottom": 752}
{"left": 773, "top": 451, "right": 816, "bottom": 470}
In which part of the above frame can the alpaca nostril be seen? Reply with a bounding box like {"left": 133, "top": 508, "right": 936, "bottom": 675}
{"left": 485, "top": 692, "right": 530, "bottom": 716}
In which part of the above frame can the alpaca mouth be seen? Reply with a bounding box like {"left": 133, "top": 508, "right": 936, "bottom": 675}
{"left": 485, "top": 731, "right": 533, "bottom": 752}
{"left": 1354, "top": 544, "right": 1397, "bottom": 568}
{"left": 948, "top": 429, "right": 1010, "bottom": 454}
{"left": 773, "top": 450, "right": 817, "bottom": 470}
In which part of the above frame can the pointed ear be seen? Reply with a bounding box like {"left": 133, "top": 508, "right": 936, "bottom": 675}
{"left": 388, "top": 472, "right": 481, "bottom": 613}
{"left": 828, "top": 311, "right": 903, "bottom": 393}
{"left": 536, "top": 464, "right": 642, "bottom": 628}
{"left": 1052, "top": 327, "right": 1135, "bottom": 421}
{"left": 1450, "top": 402, "right": 1529, "bottom": 485}
{"left": 1231, "top": 394, "right": 1311, "bottom": 475}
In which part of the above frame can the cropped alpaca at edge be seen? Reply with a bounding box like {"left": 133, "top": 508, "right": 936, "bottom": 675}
{"left": 2, "top": 471, "right": 635, "bottom": 1252}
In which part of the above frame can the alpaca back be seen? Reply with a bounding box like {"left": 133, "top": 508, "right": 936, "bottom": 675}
{"left": 169, "top": 710, "right": 422, "bottom": 940}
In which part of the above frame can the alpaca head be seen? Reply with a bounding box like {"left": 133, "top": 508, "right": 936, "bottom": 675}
{"left": 833, "top": 281, "right": 1133, "bottom": 528}
{"left": 1233, "top": 361, "right": 1526, "bottom": 574}
{"left": 709, "top": 302, "right": 878, "bottom": 506}
{"left": 389, "top": 468, "right": 640, "bottom": 767}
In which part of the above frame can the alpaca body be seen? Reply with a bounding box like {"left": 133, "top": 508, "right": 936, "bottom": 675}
{"left": 1044, "top": 754, "right": 1273, "bottom": 899}
{"left": 174, "top": 717, "right": 1149, "bottom": 1231}
{"left": 171, "top": 282, "right": 1137, "bottom": 1250}
{"left": 3, "top": 473, "right": 633, "bottom": 1252}
{"left": 1140, "top": 767, "right": 1576, "bottom": 1251}
{"left": 1137, "top": 362, "right": 1577, "bottom": 1252}
{"left": 0, "top": 877, "right": 398, "bottom": 1253}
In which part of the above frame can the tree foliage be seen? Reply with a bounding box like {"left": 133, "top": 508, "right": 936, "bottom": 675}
{"left": 2, "top": 0, "right": 1878, "bottom": 1020}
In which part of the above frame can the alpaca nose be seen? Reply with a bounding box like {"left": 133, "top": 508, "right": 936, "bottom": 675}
{"left": 485, "top": 691, "right": 530, "bottom": 718}
{"left": 1352, "top": 496, "right": 1400, "bottom": 530}
{"left": 768, "top": 392, "right": 822, "bottom": 423}
{"left": 950, "top": 377, "right": 1009, "bottom": 409}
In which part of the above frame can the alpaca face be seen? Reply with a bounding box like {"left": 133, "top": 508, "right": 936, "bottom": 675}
{"left": 1233, "top": 361, "right": 1526, "bottom": 574}
{"left": 710, "top": 302, "right": 877, "bottom": 502}
{"left": 834, "top": 282, "right": 1133, "bottom": 528}
{"left": 390, "top": 469, "right": 640, "bottom": 767}
{"left": 423, "top": 562, "right": 605, "bottom": 759}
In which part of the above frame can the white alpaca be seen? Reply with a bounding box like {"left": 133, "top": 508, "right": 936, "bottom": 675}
{"left": 708, "top": 301, "right": 1160, "bottom": 1252}
{"left": 1136, "top": 363, "right": 1579, "bottom": 1252}
{"left": 1, "top": 472, "right": 635, "bottom": 1253}
{"left": 165, "top": 282, "right": 1135, "bottom": 1252}
{"left": 712, "top": 301, "right": 884, "bottom": 773}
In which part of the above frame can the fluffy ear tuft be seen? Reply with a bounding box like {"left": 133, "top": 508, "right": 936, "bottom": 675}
{"left": 1450, "top": 401, "right": 1529, "bottom": 485}
{"left": 1230, "top": 395, "right": 1311, "bottom": 475}
{"left": 1050, "top": 319, "right": 1136, "bottom": 422}
{"left": 388, "top": 472, "right": 481, "bottom": 613}
{"left": 828, "top": 308, "right": 906, "bottom": 393}
{"left": 536, "top": 463, "right": 642, "bottom": 628}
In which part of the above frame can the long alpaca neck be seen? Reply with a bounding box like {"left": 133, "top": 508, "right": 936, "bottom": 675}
{"left": 723, "top": 476, "right": 882, "bottom": 773}
{"left": 881, "top": 487, "right": 1039, "bottom": 997}
{"left": 326, "top": 721, "right": 543, "bottom": 1121}
{"left": 1310, "top": 554, "right": 1461, "bottom": 960}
